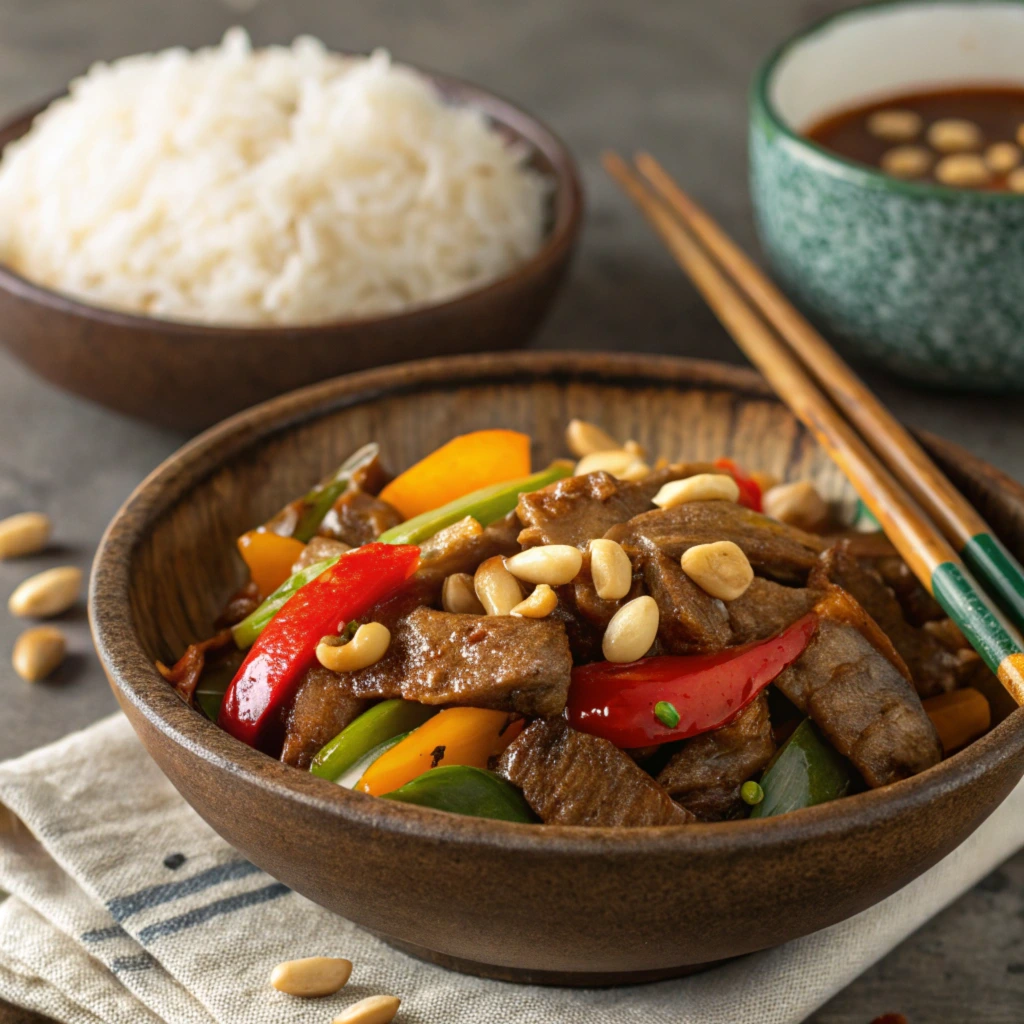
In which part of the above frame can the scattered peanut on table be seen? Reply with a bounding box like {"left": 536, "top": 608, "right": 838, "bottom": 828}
{"left": 332, "top": 994, "right": 401, "bottom": 1024}
{"left": 8, "top": 565, "right": 82, "bottom": 618}
{"left": 12, "top": 625, "right": 66, "bottom": 681}
{"left": 0, "top": 512, "right": 51, "bottom": 560}
{"left": 680, "top": 541, "right": 754, "bottom": 601}
{"left": 316, "top": 623, "right": 391, "bottom": 673}
{"left": 270, "top": 956, "right": 352, "bottom": 997}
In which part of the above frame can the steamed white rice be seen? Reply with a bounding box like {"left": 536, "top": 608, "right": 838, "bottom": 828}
{"left": 0, "top": 30, "right": 548, "bottom": 325}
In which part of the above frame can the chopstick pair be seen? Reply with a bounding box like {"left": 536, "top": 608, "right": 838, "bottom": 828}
{"left": 604, "top": 150, "right": 1024, "bottom": 706}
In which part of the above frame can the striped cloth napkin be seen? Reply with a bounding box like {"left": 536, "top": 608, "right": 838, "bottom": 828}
{"left": 1, "top": 713, "right": 1022, "bottom": 1024}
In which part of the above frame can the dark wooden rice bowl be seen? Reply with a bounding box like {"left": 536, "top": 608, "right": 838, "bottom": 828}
{"left": 90, "top": 351, "right": 1024, "bottom": 985}
{"left": 0, "top": 79, "right": 582, "bottom": 434}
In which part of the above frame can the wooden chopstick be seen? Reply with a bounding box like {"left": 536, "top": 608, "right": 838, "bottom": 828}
{"left": 633, "top": 150, "right": 1024, "bottom": 642}
{"left": 603, "top": 150, "right": 1024, "bottom": 705}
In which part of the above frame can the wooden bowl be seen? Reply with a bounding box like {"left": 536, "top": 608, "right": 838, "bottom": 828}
{"left": 0, "top": 79, "right": 582, "bottom": 434}
{"left": 90, "top": 351, "right": 1024, "bottom": 985}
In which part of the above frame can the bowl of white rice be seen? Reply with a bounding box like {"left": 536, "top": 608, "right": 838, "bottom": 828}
{"left": 0, "top": 30, "right": 582, "bottom": 432}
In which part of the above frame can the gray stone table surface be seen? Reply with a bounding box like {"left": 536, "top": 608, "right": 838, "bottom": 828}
{"left": 0, "top": 0, "right": 1022, "bottom": 1021}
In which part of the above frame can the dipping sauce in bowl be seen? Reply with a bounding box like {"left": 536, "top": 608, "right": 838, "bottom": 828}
{"left": 806, "top": 86, "right": 1024, "bottom": 190}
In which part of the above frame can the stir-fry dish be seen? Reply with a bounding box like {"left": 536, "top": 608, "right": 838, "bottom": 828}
{"left": 158, "top": 422, "right": 995, "bottom": 826}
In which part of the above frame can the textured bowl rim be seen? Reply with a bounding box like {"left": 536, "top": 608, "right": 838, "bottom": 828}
{"left": 751, "top": 0, "right": 1024, "bottom": 201}
{"left": 0, "top": 64, "right": 584, "bottom": 335}
{"left": 90, "top": 350, "right": 1024, "bottom": 856}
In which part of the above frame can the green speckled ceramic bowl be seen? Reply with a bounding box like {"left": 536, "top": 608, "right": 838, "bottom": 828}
{"left": 751, "top": 0, "right": 1024, "bottom": 390}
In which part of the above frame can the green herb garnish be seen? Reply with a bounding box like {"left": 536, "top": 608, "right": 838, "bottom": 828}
{"left": 740, "top": 780, "right": 765, "bottom": 806}
{"left": 653, "top": 700, "right": 680, "bottom": 728}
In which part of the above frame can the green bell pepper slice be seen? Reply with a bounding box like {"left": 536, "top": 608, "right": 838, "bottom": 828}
{"left": 310, "top": 699, "right": 438, "bottom": 782}
{"left": 377, "top": 461, "right": 574, "bottom": 546}
{"left": 194, "top": 652, "right": 243, "bottom": 722}
{"left": 292, "top": 443, "right": 380, "bottom": 543}
{"left": 334, "top": 731, "right": 411, "bottom": 789}
{"left": 381, "top": 765, "right": 534, "bottom": 822}
{"left": 749, "top": 718, "right": 856, "bottom": 819}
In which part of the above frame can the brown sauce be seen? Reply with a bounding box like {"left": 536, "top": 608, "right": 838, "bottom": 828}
{"left": 804, "top": 86, "right": 1024, "bottom": 191}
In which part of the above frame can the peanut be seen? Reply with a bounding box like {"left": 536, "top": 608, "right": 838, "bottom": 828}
{"left": 442, "top": 573, "right": 485, "bottom": 614}
{"left": 473, "top": 556, "right": 522, "bottom": 616}
{"left": 680, "top": 541, "right": 754, "bottom": 601}
{"left": 574, "top": 450, "right": 650, "bottom": 481}
{"left": 0, "top": 512, "right": 51, "bottom": 560}
{"left": 270, "top": 956, "right": 352, "bottom": 997}
{"left": 602, "top": 595, "right": 659, "bottom": 663}
{"left": 12, "top": 626, "right": 66, "bottom": 681}
{"left": 511, "top": 584, "right": 558, "bottom": 618}
{"left": 504, "top": 545, "right": 583, "bottom": 586}
{"left": 332, "top": 995, "right": 401, "bottom": 1024}
{"left": 8, "top": 566, "right": 82, "bottom": 618}
{"left": 588, "top": 539, "right": 632, "bottom": 600}
{"left": 928, "top": 118, "right": 983, "bottom": 153}
{"left": 762, "top": 480, "right": 829, "bottom": 532}
{"left": 866, "top": 108, "right": 923, "bottom": 142}
{"left": 652, "top": 473, "right": 738, "bottom": 509}
{"left": 565, "top": 419, "right": 620, "bottom": 458}
{"left": 316, "top": 623, "right": 390, "bottom": 673}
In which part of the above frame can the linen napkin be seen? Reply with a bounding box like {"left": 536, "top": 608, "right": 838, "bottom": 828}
{"left": 1, "top": 715, "right": 1022, "bottom": 1024}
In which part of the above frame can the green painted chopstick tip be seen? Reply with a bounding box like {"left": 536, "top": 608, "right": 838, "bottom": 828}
{"left": 961, "top": 532, "right": 1024, "bottom": 637}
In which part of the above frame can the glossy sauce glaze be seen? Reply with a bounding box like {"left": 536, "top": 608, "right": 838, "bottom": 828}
{"left": 805, "top": 86, "right": 1024, "bottom": 191}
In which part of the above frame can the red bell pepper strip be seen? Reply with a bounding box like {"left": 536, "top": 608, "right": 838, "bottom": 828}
{"left": 714, "top": 458, "right": 763, "bottom": 512}
{"left": 218, "top": 543, "right": 419, "bottom": 751}
{"left": 566, "top": 613, "right": 818, "bottom": 748}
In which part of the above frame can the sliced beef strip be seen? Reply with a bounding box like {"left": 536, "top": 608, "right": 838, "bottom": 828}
{"left": 811, "top": 541, "right": 967, "bottom": 697}
{"left": 280, "top": 665, "right": 369, "bottom": 769}
{"left": 415, "top": 511, "right": 522, "bottom": 590}
{"left": 498, "top": 717, "right": 695, "bottom": 826}
{"left": 318, "top": 488, "right": 403, "bottom": 547}
{"left": 516, "top": 464, "right": 716, "bottom": 550}
{"left": 657, "top": 693, "right": 776, "bottom": 820}
{"left": 725, "top": 578, "right": 821, "bottom": 646}
{"left": 643, "top": 549, "right": 732, "bottom": 653}
{"left": 874, "top": 556, "right": 946, "bottom": 626}
{"left": 291, "top": 536, "right": 352, "bottom": 574}
{"left": 772, "top": 587, "right": 942, "bottom": 788}
{"left": 607, "top": 501, "right": 826, "bottom": 585}
{"left": 343, "top": 605, "right": 572, "bottom": 717}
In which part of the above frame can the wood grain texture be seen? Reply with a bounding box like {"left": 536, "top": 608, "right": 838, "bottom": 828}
{"left": 88, "top": 351, "right": 1024, "bottom": 984}
{"left": 0, "top": 80, "right": 583, "bottom": 433}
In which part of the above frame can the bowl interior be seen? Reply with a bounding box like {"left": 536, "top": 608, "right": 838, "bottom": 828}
{"left": 126, "top": 356, "right": 860, "bottom": 668}
{"left": 768, "top": 1, "right": 1024, "bottom": 133}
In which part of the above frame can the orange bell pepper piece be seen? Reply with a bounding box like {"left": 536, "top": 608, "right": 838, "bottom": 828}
{"left": 357, "top": 707, "right": 524, "bottom": 796}
{"left": 378, "top": 430, "right": 531, "bottom": 520}
{"left": 237, "top": 529, "right": 307, "bottom": 599}
{"left": 923, "top": 687, "right": 991, "bottom": 755}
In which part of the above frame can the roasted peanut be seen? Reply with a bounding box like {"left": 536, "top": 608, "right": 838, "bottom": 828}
{"left": 934, "top": 153, "right": 990, "bottom": 188}
{"left": 866, "top": 108, "right": 923, "bottom": 142}
{"left": 880, "top": 145, "right": 931, "bottom": 179}
{"left": 985, "top": 141, "right": 1022, "bottom": 173}
{"left": 8, "top": 566, "right": 82, "bottom": 618}
{"left": 442, "top": 573, "right": 485, "bottom": 614}
{"left": 652, "top": 473, "right": 738, "bottom": 509}
{"left": 624, "top": 439, "right": 648, "bottom": 460}
{"left": 602, "top": 595, "right": 659, "bottom": 663}
{"left": 12, "top": 626, "right": 66, "bottom": 681}
{"left": 762, "top": 480, "right": 829, "bottom": 532}
{"left": 332, "top": 995, "right": 401, "bottom": 1024}
{"left": 565, "top": 419, "right": 620, "bottom": 458}
{"left": 270, "top": 956, "right": 352, "bottom": 997}
{"left": 0, "top": 512, "right": 51, "bottom": 560}
{"left": 474, "top": 556, "right": 522, "bottom": 616}
{"left": 680, "top": 541, "right": 754, "bottom": 601}
{"left": 749, "top": 471, "right": 780, "bottom": 494}
{"left": 511, "top": 584, "right": 558, "bottom": 618}
{"left": 316, "top": 623, "right": 390, "bottom": 673}
{"left": 588, "top": 538, "right": 632, "bottom": 600}
{"left": 504, "top": 545, "right": 583, "bottom": 586}
{"left": 574, "top": 450, "right": 650, "bottom": 481}
{"left": 928, "top": 118, "right": 983, "bottom": 153}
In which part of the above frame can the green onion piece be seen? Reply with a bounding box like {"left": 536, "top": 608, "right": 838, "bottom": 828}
{"left": 292, "top": 443, "right": 380, "bottom": 543}
{"left": 231, "top": 556, "right": 340, "bottom": 649}
{"left": 740, "top": 780, "right": 764, "bottom": 806}
{"left": 378, "top": 461, "right": 574, "bottom": 547}
{"left": 654, "top": 700, "right": 680, "bottom": 728}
